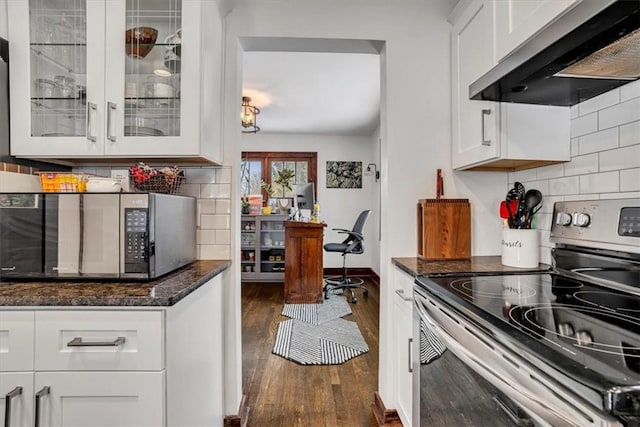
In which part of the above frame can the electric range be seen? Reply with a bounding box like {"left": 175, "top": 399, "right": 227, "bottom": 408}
{"left": 414, "top": 198, "right": 640, "bottom": 427}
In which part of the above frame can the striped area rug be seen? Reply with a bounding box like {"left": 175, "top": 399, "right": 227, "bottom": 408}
{"left": 273, "top": 295, "right": 368, "bottom": 365}
{"left": 273, "top": 318, "right": 369, "bottom": 365}
{"left": 281, "top": 295, "right": 352, "bottom": 325}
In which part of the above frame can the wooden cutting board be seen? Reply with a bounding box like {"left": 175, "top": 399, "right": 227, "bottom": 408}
{"left": 417, "top": 199, "right": 471, "bottom": 260}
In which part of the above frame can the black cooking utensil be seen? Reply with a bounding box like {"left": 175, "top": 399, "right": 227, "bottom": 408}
{"left": 523, "top": 189, "right": 542, "bottom": 227}
{"left": 505, "top": 187, "right": 520, "bottom": 228}
{"left": 513, "top": 182, "right": 527, "bottom": 227}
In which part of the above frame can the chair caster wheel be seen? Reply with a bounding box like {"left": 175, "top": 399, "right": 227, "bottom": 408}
{"left": 352, "top": 297, "right": 358, "bottom": 303}
{"left": 363, "top": 290, "right": 369, "bottom": 297}
{"left": 324, "top": 292, "right": 329, "bottom": 300}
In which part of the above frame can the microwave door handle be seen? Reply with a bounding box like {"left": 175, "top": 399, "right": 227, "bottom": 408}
{"left": 78, "top": 194, "right": 85, "bottom": 274}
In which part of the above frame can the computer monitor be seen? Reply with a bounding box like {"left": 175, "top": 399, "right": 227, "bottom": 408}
{"left": 294, "top": 183, "right": 315, "bottom": 211}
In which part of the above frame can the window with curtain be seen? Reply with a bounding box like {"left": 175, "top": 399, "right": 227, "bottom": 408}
{"left": 241, "top": 152, "right": 317, "bottom": 201}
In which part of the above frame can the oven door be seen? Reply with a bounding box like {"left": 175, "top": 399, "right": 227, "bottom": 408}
{"left": 413, "top": 285, "right": 623, "bottom": 427}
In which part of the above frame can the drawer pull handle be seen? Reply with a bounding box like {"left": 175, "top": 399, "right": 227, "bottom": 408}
{"left": 86, "top": 102, "right": 97, "bottom": 142}
{"left": 481, "top": 108, "right": 492, "bottom": 146}
{"left": 34, "top": 386, "right": 50, "bottom": 427}
{"left": 106, "top": 102, "right": 117, "bottom": 142}
{"left": 395, "top": 289, "right": 413, "bottom": 302}
{"left": 67, "top": 337, "right": 126, "bottom": 347}
{"left": 4, "top": 386, "right": 22, "bottom": 427}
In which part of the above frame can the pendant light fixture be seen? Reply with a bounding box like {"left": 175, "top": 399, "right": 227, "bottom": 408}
{"left": 241, "top": 96, "right": 260, "bottom": 133}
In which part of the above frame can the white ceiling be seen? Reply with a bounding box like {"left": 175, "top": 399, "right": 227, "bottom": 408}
{"left": 242, "top": 51, "right": 380, "bottom": 136}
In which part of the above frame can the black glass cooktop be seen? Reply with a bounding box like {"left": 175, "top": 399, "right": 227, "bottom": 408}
{"left": 418, "top": 273, "right": 640, "bottom": 389}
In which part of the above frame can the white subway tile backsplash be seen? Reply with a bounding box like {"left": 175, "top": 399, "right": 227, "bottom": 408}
{"left": 579, "top": 171, "right": 619, "bottom": 194}
{"left": 186, "top": 168, "right": 217, "bottom": 184}
{"left": 620, "top": 79, "right": 640, "bottom": 102}
{"left": 601, "top": 191, "right": 640, "bottom": 199}
{"left": 563, "top": 194, "right": 599, "bottom": 201}
{"left": 578, "top": 88, "right": 619, "bottom": 116}
{"left": 198, "top": 199, "right": 217, "bottom": 214}
{"left": 563, "top": 153, "right": 598, "bottom": 176}
{"left": 620, "top": 168, "right": 640, "bottom": 192}
{"left": 180, "top": 183, "right": 200, "bottom": 198}
{"left": 527, "top": 86, "right": 636, "bottom": 257}
{"left": 540, "top": 248, "right": 552, "bottom": 266}
{"left": 598, "top": 97, "right": 640, "bottom": 130}
{"left": 599, "top": 145, "right": 640, "bottom": 172}
{"left": 620, "top": 120, "right": 640, "bottom": 147}
{"left": 540, "top": 196, "right": 564, "bottom": 214}
{"left": 522, "top": 180, "right": 549, "bottom": 196}
{"left": 215, "top": 230, "right": 231, "bottom": 245}
{"left": 548, "top": 176, "right": 579, "bottom": 195}
{"left": 536, "top": 164, "right": 564, "bottom": 180}
{"left": 570, "top": 105, "right": 579, "bottom": 119}
{"left": 200, "top": 214, "right": 230, "bottom": 229}
{"left": 200, "top": 183, "right": 231, "bottom": 199}
{"left": 578, "top": 128, "right": 618, "bottom": 155}
{"left": 570, "top": 112, "right": 597, "bottom": 137}
{"left": 513, "top": 169, "right": 537, "bottom": 182}
{"left": 197, "top": 229, "right": 216, "bottom": 245}
{"left": 535, "top": 213, "right": 552, "bottom": 231}
{"left": 570, "top": 138, "right": 579, "bottom": 157}
{"left": 216, "top": 167, "right": 232, "bottom": 184}
{"left": 199, "top": 245, "right": 231, "bottom": 260}
{"left": 216, "top": 199, "right": 231, "bottom": 214}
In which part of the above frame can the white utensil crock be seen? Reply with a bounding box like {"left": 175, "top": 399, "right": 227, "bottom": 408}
{"left": 501, "top": 229, "right": 539, "bottom": 268}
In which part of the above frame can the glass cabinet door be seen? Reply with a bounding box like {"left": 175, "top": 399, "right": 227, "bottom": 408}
{"left": 123, "top": 0, "right": 182, "bottom": 138}
{"left": 29, "top": 0, "right": 88, "bottom": 138}
{"left": 104, "top": 0, "right": 200, "bottom": 156}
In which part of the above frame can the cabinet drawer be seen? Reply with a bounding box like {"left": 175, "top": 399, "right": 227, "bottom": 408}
{"left": 35, "top": 311, "right": 164, "bottom": 371}
{"left": 0, "top": 311, "right": 35, "bottom": 372}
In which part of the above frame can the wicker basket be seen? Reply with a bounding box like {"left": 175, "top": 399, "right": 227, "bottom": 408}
{"left": 129, "top": 172, "right": 185, "bottom": 194}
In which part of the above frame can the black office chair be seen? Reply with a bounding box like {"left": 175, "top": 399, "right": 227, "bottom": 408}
{"left": 323, "top": 210, "right": 371, "bottom": 303}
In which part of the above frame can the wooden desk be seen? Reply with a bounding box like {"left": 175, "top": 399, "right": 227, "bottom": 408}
{"left": 284, "top": 221, "right": 326, "bottom": 303}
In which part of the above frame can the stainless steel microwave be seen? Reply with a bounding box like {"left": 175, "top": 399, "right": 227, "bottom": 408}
{"left": 0, "top": 193, "right": 196, "bottom": 280}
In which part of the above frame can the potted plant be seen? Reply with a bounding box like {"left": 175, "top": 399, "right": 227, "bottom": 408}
{"left": 260, "top": 180, "right": 275, "bottom": 214}
{"left": 241, "top": 196, "right": 250, "bottom": 214}
{"left": 274, "top": 168, "right": 295, "bottom": 193}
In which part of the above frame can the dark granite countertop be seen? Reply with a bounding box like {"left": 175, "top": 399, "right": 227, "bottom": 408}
{"left": 0, "top": 260, "right": 230, "bottom": 307}
{"left": 392, "top": 256, "right": 551, "bottom": 278}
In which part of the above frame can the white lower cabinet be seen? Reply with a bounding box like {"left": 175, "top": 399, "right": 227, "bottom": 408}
{"left": 393, "top": 266, "right": 415, "bottom": 426}
{"left": 0, "top": 274, "right": 224, "bottom": 427}
{"left": 0, "top": 372, "right": 35, "bottom": 427}
{"left": 34, "top": 372, "right": 164, "bottom": 427}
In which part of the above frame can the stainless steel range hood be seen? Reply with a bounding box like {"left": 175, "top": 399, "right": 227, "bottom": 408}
{"left": 470, "top": 0, "right": 640, "bottom": 106}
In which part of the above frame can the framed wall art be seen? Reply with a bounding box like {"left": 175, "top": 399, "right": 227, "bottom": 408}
{"left": 326, "top": 161, "right": 362, "bottom": 189}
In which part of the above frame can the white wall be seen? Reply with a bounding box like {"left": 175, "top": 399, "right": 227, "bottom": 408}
{"left": 509, "top": 80, "right": 640, "bottom": 264}
{"left": 240, "top": 132, "right": 379, "bottom": 271}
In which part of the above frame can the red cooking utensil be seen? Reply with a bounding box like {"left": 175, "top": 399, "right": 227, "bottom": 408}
{"left": 500, "top": 200, "right": 519, "bottom": 219}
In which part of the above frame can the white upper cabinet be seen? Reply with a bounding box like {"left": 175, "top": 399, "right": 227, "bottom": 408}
{"left": 494, "top": 0, "right": 581, "bottom": 63}
{"left": 451, "top": 0, "right": 570, "bottom": 171}
{"left": 8, "top": 0, "right": 223, "bottom": 164}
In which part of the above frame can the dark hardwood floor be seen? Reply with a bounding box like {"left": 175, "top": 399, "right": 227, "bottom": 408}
{"left": 241, "top": 280, "right": 380, "bottom": 427}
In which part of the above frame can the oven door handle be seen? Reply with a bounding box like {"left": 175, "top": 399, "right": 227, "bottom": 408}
{"left": 415, "top": 294, "right": 600, "bottom": 427}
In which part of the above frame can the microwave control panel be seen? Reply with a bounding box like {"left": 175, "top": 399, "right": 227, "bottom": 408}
{"left": 124, "top": 208, "right": 149, "bottom": 273}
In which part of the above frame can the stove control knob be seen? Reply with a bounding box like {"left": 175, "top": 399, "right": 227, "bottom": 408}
{"left": 555, "top": 212, "right": 572, "bottom": 226}
{"left": 572, "top": 212, "right": 591, "bottom": 227}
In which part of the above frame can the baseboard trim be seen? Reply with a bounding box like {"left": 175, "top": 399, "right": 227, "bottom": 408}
{"left": 372, "top": 392, "right": 403, "bottom": 426}
{"left": 224, "top": 395, "right": 249, "bottom": 427}
{"left": 323, "top": 267, "right": 380, "bottom": 287}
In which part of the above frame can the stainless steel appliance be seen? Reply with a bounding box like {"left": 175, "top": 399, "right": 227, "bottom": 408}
{"left": 414, "top": 198, "right": 640, "bottom": 427}
{"left": 0, "top": 192, "right": 196, "bottom": 280}
{"left": 470, "top": 0, "right": 640, "bottom": 106}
